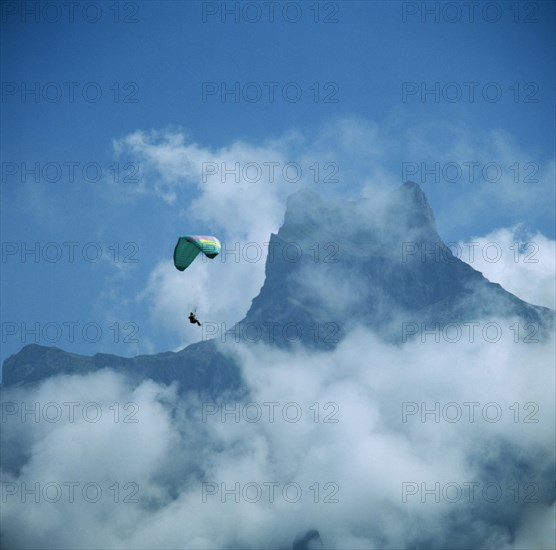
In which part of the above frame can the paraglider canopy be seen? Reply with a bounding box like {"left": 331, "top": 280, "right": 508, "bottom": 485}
{"left": 173, "top": 235, "right": 221, "bottom": 271}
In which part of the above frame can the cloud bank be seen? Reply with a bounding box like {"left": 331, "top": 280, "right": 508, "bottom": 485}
{"left": 2, "top": 318, "right": 554, "bottom": 548}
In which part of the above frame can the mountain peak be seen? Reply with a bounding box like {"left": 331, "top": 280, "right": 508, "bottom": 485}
{"left": 388, "top": 180, "right": 436, "bottom": 232}
{"left": 401, "top": 179, "right": 424, "bottom": 192}
{"left": 283, "top": 183, "right": 436, "bottom": 237}
{"left": 242, "top": 182, "right": 552, "bottom": 347}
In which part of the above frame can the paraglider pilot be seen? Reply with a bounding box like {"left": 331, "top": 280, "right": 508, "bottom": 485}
{"left": 188, "top": 312, "right": 201, "bottom": 326}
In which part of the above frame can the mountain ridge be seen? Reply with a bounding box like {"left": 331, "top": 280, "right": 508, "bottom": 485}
{"left": 2, "top": 182, "right": 553, "bottom": 388}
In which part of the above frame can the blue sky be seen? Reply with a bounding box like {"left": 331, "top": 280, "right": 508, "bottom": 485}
{"left": 1, "top": 0, "right": 555, "bottom": 367}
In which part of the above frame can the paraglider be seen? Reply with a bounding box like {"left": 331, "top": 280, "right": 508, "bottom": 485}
{"left": 173, "top": 235, "right": 221, "bottom": 271}
{"left": 174, "top": 235, "right": 221, "bottom": 327}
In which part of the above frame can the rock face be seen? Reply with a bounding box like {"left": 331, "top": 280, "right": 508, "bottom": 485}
{"left": 243, "top": 181, "right": 552, "bottom": 346}
{"left": 2, "top": 182, "right": 553, "bottom": 388}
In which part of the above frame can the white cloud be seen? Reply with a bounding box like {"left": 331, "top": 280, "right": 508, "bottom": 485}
{"left": 457, "top": 226, "right": 556, "bottom": 309}
{"left": 2, "top": 323, "right": 554, "bottom": 549}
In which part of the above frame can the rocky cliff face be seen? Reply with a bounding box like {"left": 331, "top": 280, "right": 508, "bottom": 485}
{"left": 243, "top": 181, "right": 552, "bottom": 346}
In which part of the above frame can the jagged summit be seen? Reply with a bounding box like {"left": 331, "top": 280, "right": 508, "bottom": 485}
{"left": 283, "top": 181, "right": 437, "bottom": 248}
{"left": 398, "top": 180, "right": 436, "bottom": 229}
{"left": 400, "top": 179, "right": 428, "bottom": 200}
{"left": 243, "top": 184, "right": 552, "bottom": 346}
